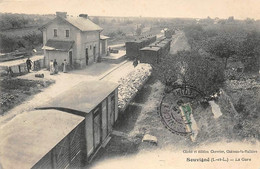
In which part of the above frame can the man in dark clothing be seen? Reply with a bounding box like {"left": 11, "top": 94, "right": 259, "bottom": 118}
{"left": 53, "top": 59, "right": 58, "bottom": 74}
{"left": 133, "top": 58, "right": 138, "bottom": 67}
{"left": 26, "top": 58, "right": 32, "bottom": 72}
{"left": 86, "top": 55, "right": 89, "bottom": 65}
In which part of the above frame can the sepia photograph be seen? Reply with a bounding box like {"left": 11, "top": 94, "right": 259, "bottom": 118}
{"left": 0, "top": 0, "right": 259, "bottom": 168}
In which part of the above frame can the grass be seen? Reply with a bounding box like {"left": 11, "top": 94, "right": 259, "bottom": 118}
{"left": 0, "top": 78, "right": 54, "bottom": 115}
{"left": 225, "top": 82, "right": 260, "bottom": 140}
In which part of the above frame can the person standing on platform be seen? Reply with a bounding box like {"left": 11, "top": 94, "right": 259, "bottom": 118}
{"left": 49, "top": 60, "right": 54, "bottom": 75}
{"left": 26, "top": 57, "right": 33, "bottom": 73}
{"left": 63, "top": 59, "right": 68, "bottom": 73}
{"left": 53, "top": 59, "right": 58, "bottom": 74}
{"left": 86, "top": 55, "right": 89, "bottom": 65}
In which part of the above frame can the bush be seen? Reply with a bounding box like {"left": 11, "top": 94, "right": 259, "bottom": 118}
{"left": 0, "top": 31, "right": 42, "bottom": 53}
{"left": 0, "top": 34, "right": 18, "bottom": 52}
{"left": 108, "top": 32, "right": 116, "bottom": 38}
{"left": 153, "top": 50, "right": 225, "bottom": 95}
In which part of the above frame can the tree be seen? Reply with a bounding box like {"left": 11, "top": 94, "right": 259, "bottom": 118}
{"left": 153, "top": 50, "right": 225, "bottom": 95}
{"left": 227, "top": 16, "right": 234, "bottom": 22}
{"left": 244, "top": 18, "right": 255, "bottom": 24}
{"left": 111, "top": 19, "right": 117, "bottom": 23}
{"left": 204, "top": 33, "right": 239, "bottom": 68}
{"left": 136, "top": 27, "right": 142, "bottom": 36}
{"left": 0, "top": 34, "right": 18, "bottom": 52}
{"left": 239, "top": 31, "right": 260, "bottom": 72}
{"left": 183, "top": 24, "right": 206, "bottom": 50}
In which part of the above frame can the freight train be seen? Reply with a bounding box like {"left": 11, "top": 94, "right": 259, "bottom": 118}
{"left": 139, "top": 37, "right": 172, "bottom": 65}
{"left": 125, "top": 35, "right": 157, "bottom": 60}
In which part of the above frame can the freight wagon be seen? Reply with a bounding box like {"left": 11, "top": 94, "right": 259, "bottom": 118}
{"left": 0, "top": 80, "right": 119, "bottom": 169}
{"left": 164, "top": 29, "right": 175, "bottom": 39}
{"left": 125, "top": 35, "right": 156, "bottom": 60}
{"left": 140, "top": 46, "right": 161, "bottom": 64}
{"left": 139, "top": 38, "right": 172, "bottom": 65}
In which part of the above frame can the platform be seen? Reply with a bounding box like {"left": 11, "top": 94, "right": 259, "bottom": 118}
{"left": 101, "top": 50, "right": 127, "bottom": 63}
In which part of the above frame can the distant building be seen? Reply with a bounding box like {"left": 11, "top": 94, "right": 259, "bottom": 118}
{"left": 100, "top": 35, "right": 110, "bottom": 56}
{"left": 40, "top": 12, "right": 103, "bottom": 68}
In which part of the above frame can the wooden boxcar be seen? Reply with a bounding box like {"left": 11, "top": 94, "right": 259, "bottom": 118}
{"left": 139, "top": 39, "right": 172, "bottom": 65}
{"left": 125, "top": 40, "right": 143, "bottom": 60}
{"left": 139, "top": 46, "right": 161, "bottom": 64}
{"left": 0, "top": 109, "right": 85, "bottom": 169}
{"left": 125, "top": 35, "right": 156, "bottom": 60}
{"left": 0, "top": 80, "right": 119, "bottom": 169}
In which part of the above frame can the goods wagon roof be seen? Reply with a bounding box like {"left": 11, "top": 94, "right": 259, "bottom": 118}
{"left": 140, "top": 46, "right": 161, "bottom": 51}
{"left": 126, "top": 40, "right": 142, "bottom": 43}
{"left": 39, "top": 80, "right": 119, "bottom": 114}
{"left": 0, "top": 109, "right": 84, "bottom": 169}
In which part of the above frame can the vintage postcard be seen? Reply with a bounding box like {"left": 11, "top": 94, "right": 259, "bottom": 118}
{"left": 0, "top": 0, "right": 259, "bottom": 169}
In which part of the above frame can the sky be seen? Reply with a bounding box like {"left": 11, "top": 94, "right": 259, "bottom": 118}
{"left": 0, "top": 0, "right": 259, "bottom": 19}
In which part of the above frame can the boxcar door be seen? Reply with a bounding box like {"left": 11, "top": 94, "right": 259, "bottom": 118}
{"left": 93, "top": 108, "right": 101, "bottom": 150}
{"left": 102, "top": 100, "right": 108, "bottom": 141}
{"left": 110, "top": 94, "right": 115, "bottom": 126}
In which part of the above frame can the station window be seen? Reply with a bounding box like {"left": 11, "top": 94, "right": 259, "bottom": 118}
{"left": 54, "top": 29, "right": 57, "bottom": 37}
{"left": 66, "top": 30, "right": 70, "bottom": 37}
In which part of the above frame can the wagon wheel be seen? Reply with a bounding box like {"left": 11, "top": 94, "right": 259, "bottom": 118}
{"left": 159, "top": 84, "right": 204, "bottom": 136}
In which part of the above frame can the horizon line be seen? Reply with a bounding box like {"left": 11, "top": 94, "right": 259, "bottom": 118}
{"left": 0, "top": 12, "right": 259, "bottom": 21}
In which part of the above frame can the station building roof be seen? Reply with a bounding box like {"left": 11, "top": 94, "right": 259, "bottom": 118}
{"left": 40, "top": 15, "right": 103, "bottom": 32}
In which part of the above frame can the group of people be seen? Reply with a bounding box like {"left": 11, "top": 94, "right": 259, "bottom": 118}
{"left": 24, "top": 57, "right": 69, "bottom": 75}
{"left": 49, "top": 59, "right": 68, "bottom": 75}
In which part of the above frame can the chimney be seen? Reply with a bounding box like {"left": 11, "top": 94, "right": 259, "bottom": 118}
{"left": 56, "top": 12, "right": 67, "bottom": 18}
{"left": 79, "top": 14, "right": 88, "bottom": 19}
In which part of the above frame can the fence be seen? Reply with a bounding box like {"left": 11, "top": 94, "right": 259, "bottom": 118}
{"left": 0, "top": 55, "right": 44, "bottom": 76}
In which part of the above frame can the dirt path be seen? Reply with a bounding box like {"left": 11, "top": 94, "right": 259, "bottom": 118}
{"left": 170, "top": 31, "right": 191, "bottom": 54}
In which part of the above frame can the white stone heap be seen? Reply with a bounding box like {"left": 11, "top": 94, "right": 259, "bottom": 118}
{"left": 118, "top": 64, "right": 152, "bottom": 111}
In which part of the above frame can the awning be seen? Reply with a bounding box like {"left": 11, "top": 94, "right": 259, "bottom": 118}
{"left": 42, "top": 40, "right": 74, "bottom": 52}
{"left": 100, "top": 35, "right": 110, "bottom": 40}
